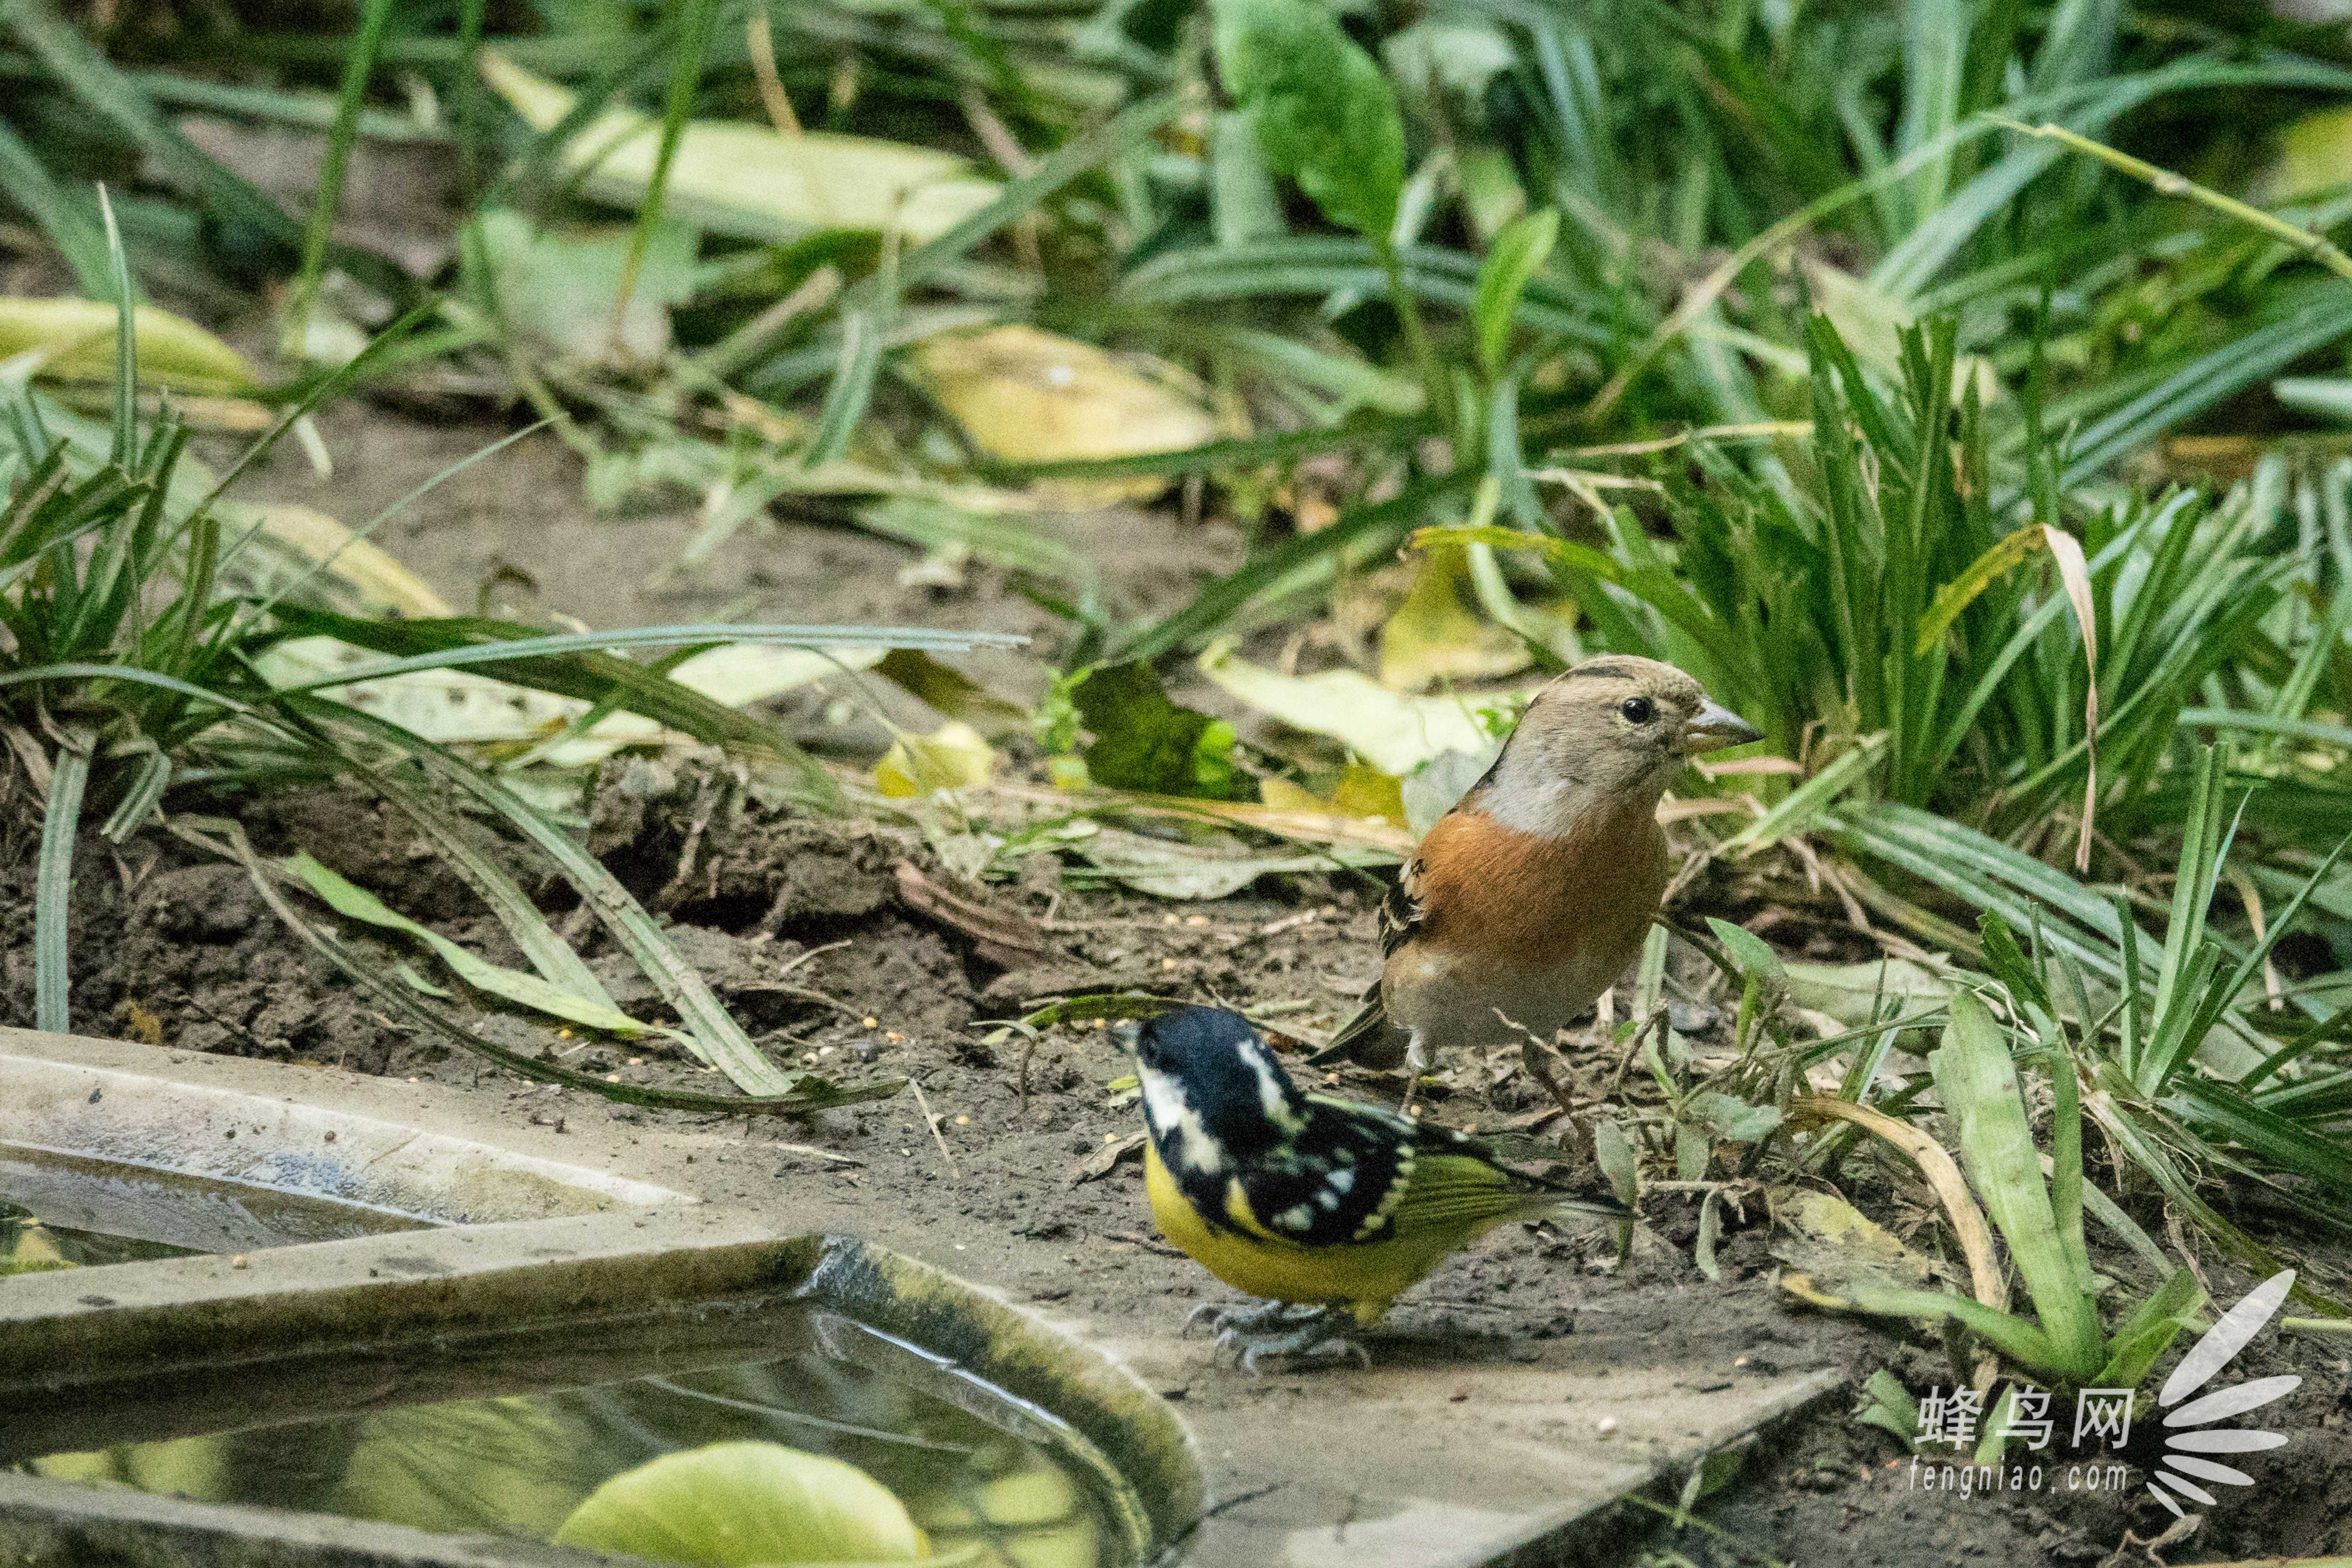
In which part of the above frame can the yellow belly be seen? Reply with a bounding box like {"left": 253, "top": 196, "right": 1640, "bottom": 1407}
{"left": 1144, "top": 1143, "right": 1489, "bottom": 1325}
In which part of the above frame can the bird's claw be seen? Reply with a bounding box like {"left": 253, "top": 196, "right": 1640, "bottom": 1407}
{"left": 1186, "top": 1297, "right": 1307, "bottom": 1340}
{"left": 1233, "top": 1314, "right": 1370, "bottom": 1377}
{"left": 1191, "top": 1302, "right": 1370, "bottom": 1375}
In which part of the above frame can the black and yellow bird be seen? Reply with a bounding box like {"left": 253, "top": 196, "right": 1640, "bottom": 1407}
{"left": 1133, "top": 1005, "right": 1631, "bottom": 1370}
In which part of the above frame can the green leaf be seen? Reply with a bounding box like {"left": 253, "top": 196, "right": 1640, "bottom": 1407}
{"left": 552, "top": 1442, "right": 927, "bottom": 1565}
{"left": 1067, "top": 661, "right": 1243, "bottom": 800}
{"left": 1975, "top": 911, "right": 2050, "bottom": 1013}
{"left": 34, "top": 740, "right": 89, "bottom": 1034}
{"left": 1211, "top": 0, "right": 1406, "bottom": 239}
{"left": 1932, "top": 992, "right": 2106, "bottom": 1381}
{"left": 282, "top": 852, "right": 657, "bottom": 1038}
{"left": 1856, "top": 1368, "right": 1922, "bottom": 1449}
{"left": 1592, "top": 1117, "right": 1639, "bottom": 1205}
{"left": 1706, "top": 916, "right": 1788, "bottom": 993}
{"left": 1472, "top": 208, "right": 1559, "bottom": 377}
{"left": 1688, "top": 1090, "right": 1783, "bottom": 1143}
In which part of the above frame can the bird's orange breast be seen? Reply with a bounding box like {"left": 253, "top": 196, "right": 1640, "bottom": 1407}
{"left": 1409, "top": 798, "right": 1670, "bottom": 974}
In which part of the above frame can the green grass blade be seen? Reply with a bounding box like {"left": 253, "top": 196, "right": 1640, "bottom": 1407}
{"left": 0, "top": 119, "right": 110, "bottom": 298}
{"left": 802, "top": 297, "right": 888, "bottom": 469}
{"left": 612, "top": 0, "right": 719, "bottom": 332}
{"left": 282, "top": 851, "right": 657, "bottom": 1037}
{"left": 456, "top": 0, "right": 487, "bottom": 193}
{"left": 364, "top": 771, "right": 621, "bottom": 1008}
{"left": 98, "top": 744, "right": 169, "bottom": 844}
{"left": 1816, "top": 1283, "right": 2064, "bottom": 1375}
{"left": 33, "top": 738, "right": 89, "bottom": 1033}
{"left": 96, "top": 185, "right": 134, "bottom": 468}
{"left": 189, "top": 816, "right": 900, "bottom": 1116}
{"left": 2062, "top": 289, "right": 2352, "bottom": 485}
{"left": 3, "top": 0, "right": 413, "bottom": 306}
{"left": 279, "top": 0, "right": 393, "bottom": 359}
{"left": 1118, "top": 469, "right": 1475, "bottom": 662}
{"left": 303, "top": 698, "right": 805, "bottom": 1097}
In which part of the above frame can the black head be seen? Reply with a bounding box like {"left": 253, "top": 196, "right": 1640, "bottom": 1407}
{"left": 1133, "top": 1005, "right": 1303, "bottom": 1165}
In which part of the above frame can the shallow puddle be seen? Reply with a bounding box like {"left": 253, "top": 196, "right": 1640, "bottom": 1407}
{"left": 0, "top": 1144, "right": 426, "bottom": 1258}
{"left": 22, "top": 1331, "right": 1124, "bottom": 1568}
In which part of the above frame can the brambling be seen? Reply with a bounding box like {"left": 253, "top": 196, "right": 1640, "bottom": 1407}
{"left": 1314, "top": 656, "right": 1759, "bottom": 1077}
{"left": 1133, "top": 1005, "right": 1632, "bottom": 1371}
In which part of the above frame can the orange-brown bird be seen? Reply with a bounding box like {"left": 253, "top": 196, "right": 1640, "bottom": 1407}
{"left": 1314, "top": 656, "right": 1759, "bottom": 1076}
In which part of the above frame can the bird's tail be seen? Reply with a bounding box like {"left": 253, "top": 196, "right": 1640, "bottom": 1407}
{"left": 1305, "top": 986, "right": 1409, "bottom": 1069}
{"left": 1512, "top": 1177, "right": 1636, "bottom": 1225}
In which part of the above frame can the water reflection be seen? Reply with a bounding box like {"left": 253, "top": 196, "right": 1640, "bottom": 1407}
{"left": 1, "top": 1194, "right": 192, "bottom": 1272}
{"left": 26, "top": 1348, "right": 1109, "bottom": 1568}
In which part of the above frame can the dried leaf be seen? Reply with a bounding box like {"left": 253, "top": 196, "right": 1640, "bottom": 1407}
{"left": 1378, "top": 544, "right": 1533, "bottom": 692}
{"left": 481, "top": 50, "right": 998, "bottom": 244}
{"left": 1070, "top": 1130, "right": 1148, "bottom": 1185}
{"left": 0, "top": 295, "right": 256, "bottom": 395}
{"left": 904, "top": 325, "right": 1219, "bottom": 499}
{"left": 893, "top": 859, "right": 1052, "bottom": 969}
{"left": 1197, "top": 639, "right": 1525, "bottom": 775}
{"left": 875, "top": 720, "right": 997, "bottom": 797}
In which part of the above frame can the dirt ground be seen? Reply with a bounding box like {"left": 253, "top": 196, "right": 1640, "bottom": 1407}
{"left": 9, "top": 396, "right": 2352, "bottom": 1566}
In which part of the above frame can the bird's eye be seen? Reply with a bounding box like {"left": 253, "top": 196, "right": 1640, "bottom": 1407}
{"left": 1619, "top": 696, "right": 1656, "bottom": 724}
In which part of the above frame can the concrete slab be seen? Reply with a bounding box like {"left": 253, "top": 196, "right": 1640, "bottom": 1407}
{"left": 0, "top": 1026, "right": 687, "bottom": 1226}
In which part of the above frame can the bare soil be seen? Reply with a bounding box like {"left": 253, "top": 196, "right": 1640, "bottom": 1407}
{"left": 11, "top": 396, "right": 2352, "bottom": 1566}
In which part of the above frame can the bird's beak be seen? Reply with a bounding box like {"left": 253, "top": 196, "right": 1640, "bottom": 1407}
{"left": 1682, "top": 697, "right": 1762, "bottom": 753}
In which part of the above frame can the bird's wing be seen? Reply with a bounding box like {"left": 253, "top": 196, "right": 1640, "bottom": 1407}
{"left": 1302, "top": 859, "right": 1424, "bottom": 1068}
{"left": 1214, "top": 1094, "right": 1422, "bottom": 1248}
{"left": 1378, "top": 853, "right": 1427, "bottom": 957}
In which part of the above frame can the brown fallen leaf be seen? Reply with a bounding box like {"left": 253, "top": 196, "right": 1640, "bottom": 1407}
{"left": 893, "top": 859, "right": 1054, "bottom": 969}
{"left": 1071, "top": 1130, "right": 1148, "bottom": 1186}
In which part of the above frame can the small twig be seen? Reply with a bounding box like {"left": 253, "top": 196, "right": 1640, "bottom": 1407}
{"left": 1499, "top": 1007, "right": 1582, "bottom": 1125}
{"left": 652, "top": 775, "right": 722, "bottom": 910}
{"left": 744, "top": 9, "right": 802, "bottom": 134}
{"left": 776, "top": 938, "right": 851, "bottom": 979}
{"left": 1105, "top": 1230, "right": 1186, "bottom": 1257}
{"left": 754, "top": 981, "right": 861, "bottom": 1018}
{"left": 1992, "top": 116, "right": 2352, "bottom": 284}
{"left": 908, "top": 1075, "right": 959, "bottom": 1179}
{"left": 767, "top": 1139, "right": 863, "bottom": 1168}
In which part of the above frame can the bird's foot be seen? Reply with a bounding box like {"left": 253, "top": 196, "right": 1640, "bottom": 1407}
{"left": 1185, "top": 1297, "right": 1305, "bottom": 1340}
{"left": 1400, "top": 1035, "right": 1430, "bottom": 1114}
{"left": 1212, "top": 1304, "right": 1371, "bottom": 1375}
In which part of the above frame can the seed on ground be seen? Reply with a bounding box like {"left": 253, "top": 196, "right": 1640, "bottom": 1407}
{"left": 863, "top": 1015, "right": 879, "bottom": 1028}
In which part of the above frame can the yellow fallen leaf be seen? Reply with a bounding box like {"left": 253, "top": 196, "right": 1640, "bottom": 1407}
{"left": 255, "top": 639, "right": 880, "bottom": 766}
{"left": 480, "top": 50, "right": 999, "bottom": 244}
{"left": 2262, "top": 105, "right": 2352, "bottom": 202}
{"left": 0, "top": 297, "right": 257, "bottom": 396}
{"left": 1377, "top": 543, "right": 1532, "bottom": 691}
{"left": 249, "top": 503, "right": 455, "bottom": 619}
{"left": 1199, "top": 639, "right": 1526, "bottom": 776}
{"left": 903, "top": 325, "right": 1219, "bottom": 499}
{"left": 1259, "top": 763, "right": 1406, "bottom": 826}
{"left": 875, "top": 720, "right": 997, "bottom": 796}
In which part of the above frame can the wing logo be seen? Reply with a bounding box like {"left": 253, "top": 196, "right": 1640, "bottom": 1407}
{"left": 2146, "top": 1269, "right": 2298, "bottom": 1518}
